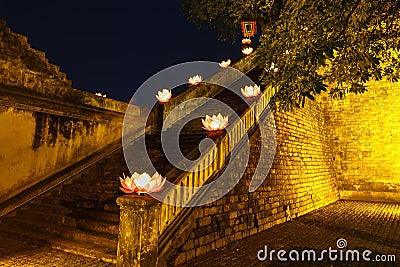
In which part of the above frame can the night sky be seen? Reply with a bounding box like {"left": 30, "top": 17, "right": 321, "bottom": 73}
{"left": 0, "top": 1, "right": 243, "bottom": 102}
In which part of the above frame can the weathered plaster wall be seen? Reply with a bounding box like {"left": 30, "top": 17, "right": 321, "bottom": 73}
{"left": 166, "top": 100, "right": 339, "bottom": 264}
{"left": 0, "top": 103, "right": 126, "bottom": 203}
{"left": 0, "top": 20, "right": 146, "bottom": 204}
{"left": 319, "top": 80, "right": 400, "bottom": 202}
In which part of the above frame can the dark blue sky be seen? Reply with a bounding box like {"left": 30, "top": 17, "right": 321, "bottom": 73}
{"left": 0, "top": 1, "right": 243, "bottom": 102}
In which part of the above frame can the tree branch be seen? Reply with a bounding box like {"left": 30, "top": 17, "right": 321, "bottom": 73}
{"left": 340, "top": 0, "right": 362, "bottom": 38}
{"left": 271, "top": 0, "right": 285, "bottom": 21}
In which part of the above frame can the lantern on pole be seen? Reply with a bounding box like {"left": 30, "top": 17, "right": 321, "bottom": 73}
{"left": 241, "top": 21, "right": 257, "bottom": 56}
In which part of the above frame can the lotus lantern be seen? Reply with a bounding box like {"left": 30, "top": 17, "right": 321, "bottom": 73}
{"left": 241, "top": 84, "right": 261, "bottom": 98}
{"left": 119, "top": 172, "right": 166, "bottom": 194}
{"left": 156, "top": 89, "right": 172, "bottom": 103}
{"left": 202, "top": 113, "right": 228, "bottom": 131}
{"left": 188, "top": 75, "right": 202, "bottom": 86}
{"left": 242, "top": 47, "right": 253, "bottom": 56}
{"left": 219, "top": 59, "right": 231, "bottom": 68}
{"left": 95, "top": 92, "right": 106, "bottom": 97}
{"left": 242, "top": 38, "right": 251, "bottom": 45}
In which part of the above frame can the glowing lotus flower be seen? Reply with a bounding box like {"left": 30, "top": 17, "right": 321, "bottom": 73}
{"left": 219, "top": 59, "right": 231, "bottom": 68}
{"left": 95, "top": 92, "right": 107, "bottom": 97}
{"left": 156, "top": 89, "right": 172, "bottom": 103}
{"left": 202, "top": 113, "right": 228, "bottom": 131}
{"left": 241, "top": 84, "right": 261, "bottom": 98}
{"left": 188, "top": 75, "right": 202, "bottom": 86}
{"left": 242, "top": 47, "right": 253, "bottom": 56}
{"left": 242, "top": 38, "right": 251, "bottom": 45}
{"left": 119, "top": 172, "right": 166, "bottom": 194}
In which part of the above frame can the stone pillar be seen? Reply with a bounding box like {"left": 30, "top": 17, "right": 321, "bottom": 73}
{"left": 116, "top": 195, "right": 161, "bottom": 267}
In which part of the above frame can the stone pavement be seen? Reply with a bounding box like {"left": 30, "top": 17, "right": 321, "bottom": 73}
{"left": 0, "top": 200, "right": 399, "bottom": 266}
{"left": 0, "top": 234, "right": 114, "bottom": 267}
{"left": 178, "top": 200, "right": 400, "bottom": 267}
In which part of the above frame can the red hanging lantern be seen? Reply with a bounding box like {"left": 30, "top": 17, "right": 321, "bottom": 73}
{"left": 241, "top": 21, "right": 257, "bottom": 37}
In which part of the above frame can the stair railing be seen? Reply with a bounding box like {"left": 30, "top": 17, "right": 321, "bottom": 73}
{"left": 157, "top": 83, "right": 276, "bottom": 236}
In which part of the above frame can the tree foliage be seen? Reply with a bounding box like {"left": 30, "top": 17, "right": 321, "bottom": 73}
{"left": 182, "top": 0, "right": 400, "bottom": 110}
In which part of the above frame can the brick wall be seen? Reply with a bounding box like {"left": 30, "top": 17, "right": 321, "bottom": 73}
{"left": 319, "top": 80, "right": 400, "bottom": 202}
{"left": 164, "top": 100, "right": 339, "bottom": 265}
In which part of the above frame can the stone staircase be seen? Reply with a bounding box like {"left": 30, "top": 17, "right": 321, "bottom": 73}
{"left": 0, "top": 69, "right": 261, "bottom": 263}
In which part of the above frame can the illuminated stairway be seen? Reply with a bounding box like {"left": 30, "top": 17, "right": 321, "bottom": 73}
{"left": 0, "top": 69, "right": 261, "bottom": 263}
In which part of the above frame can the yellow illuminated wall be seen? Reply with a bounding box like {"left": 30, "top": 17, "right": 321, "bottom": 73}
{"left": 319, "top": 80, "right": 400, "bottom": 202}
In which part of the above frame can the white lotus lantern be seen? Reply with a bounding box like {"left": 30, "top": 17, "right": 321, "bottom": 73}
{"left": 95, "top": 92, "right": 106, "bottom": 97}
{"left": 219, "top": 59, "right": 231, "bottom": 68}
{"left": 242, "top": 47, "right": 253, "bottom": 56}
{"left": 241, "top": 84, "right": 261, "bottom": 98}
{"left": 119, "top": 172, "right": 166, "bottom": 194}
{"left": 202, "top": 113, "right": 228, "bottom": 131}
{"left": 188, "top": 75, "right": 202, "bottom": 86}
{"left": 242, "top": 38, "right": 251, "bottom": 45}
{"left": 156, "top": 89, "right": 172, "bottom": 103}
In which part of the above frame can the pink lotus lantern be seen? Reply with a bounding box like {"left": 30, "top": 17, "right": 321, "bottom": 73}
{"left": 188, "top": 75, "right": 202, "bottom": 86}
{"left": 202, "top": 113, "right": 229, "bottom": 131}
{"left": 119, "top": 172, "right": 166, "bottom": 194}
{"left": 241, "top": 85, "right": 261, "bottom": 98}
{"left": 219, "top": 59, "right": 231, "bottom": 68}
{"left": 242, "top": 47, "right": 253, "bottom": 56}
{"left": 156, "top": 89, "right": 172, "bottom": 103}
{"left": 242, "top": 38, "right": 251, "bottom": 45}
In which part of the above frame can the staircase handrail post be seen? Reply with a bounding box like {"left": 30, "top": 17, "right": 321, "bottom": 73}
{"left": 116, "top": 195, "right": 162, "bottom": 267}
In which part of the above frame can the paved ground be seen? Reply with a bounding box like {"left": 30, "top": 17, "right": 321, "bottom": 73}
{"left": 0, "top": 235, "right": 114, "bottom": 267}
{"left": 0, "top": 200, "right": 399, "bottom": 266}
{"left": 179, "top": 200, "right": 400, "bottom": 267}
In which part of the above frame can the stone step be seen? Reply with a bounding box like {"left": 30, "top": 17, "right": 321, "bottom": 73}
{"left": 69, "top": 208, "right": 120, "bottom": 223}
{"left": 1, "top": 215, "right": 75, "bottom": 238}
{"left": 23, "top": 201, "right": 72, "bottom": 215}
{"left": 104, "top": 203, "right": 120, "bottom": 212}
{"left": 61, "top": 184, "right": 121, "bottom": 195}
{"left": 57, "top": 197, "right": 116, "bottom": 211}
{"left": 75, "top": 216, "right": 119, "bottom": 236}
{"left": 59, "top": 190, "right": 119, "bottom": 203}
{"left": 21, "top": 203, "right": 120, "bottom": 227}
{"left": 75, "top": 180, "right": 122, "bottom": 187}
{"left": 0, "top": 223, "right": 117, "bottom": 263}
{"left": 1, "top": 216, "right": 118, "bottom": 249}
{"left": 13, "top": 209, "right": 77, "bottom": 227}
{"left": 74, "top": 228, "right": 118, "bottom": 248}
